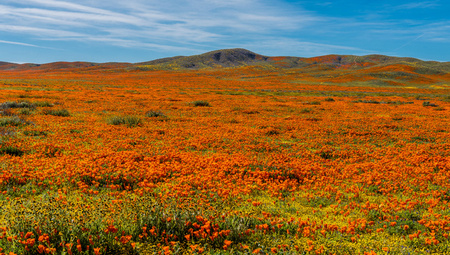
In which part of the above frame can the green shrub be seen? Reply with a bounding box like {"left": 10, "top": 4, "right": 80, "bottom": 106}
{"left": 23, "top": 130, "right": 48, "bottom": 136}
{"left": 0, "top": 109, "right": 14, "bottom": 116}
{"left": 300, "top": 108, "right": 312, "bottom": 113}
{"left": 303, "top": 101, "right": 321, "bottom": 105}
{"left": 0, "top": 116, "right": 28, "bottom": 127}
{"left": 43, "top": 109, "right": 70, "bottom": 117}
{"left": 0, "top": 101, "right": 34, "bottom": 109}
{"left": 265, "top": 129, "right": 280, "bottom": 136}
{"left": 146, "top": 110, "right": 166, "bottom": 118}
{"left": 18, "top": 108, "right": 32, "bottom": 115}
{"left": 192, "top": 100, "right": 211, "bottom": 107}
{"left": 0, "top": 146, "right": 24, "bottom": 156}
{"left": 422, "top": 101, "right": 437, "bottom": 107}
{"left": 324, "top": 97, "right": 335, "bottom": 102}
{"left": 33, "top": 101, "right": 54, "bottom": 107}
{"left": 108, "top": 116, "right": 142, "bottom": 127}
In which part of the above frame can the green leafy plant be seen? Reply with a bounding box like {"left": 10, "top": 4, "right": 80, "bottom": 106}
{"left": 0, "top": 116, "right": 29, "bottom": 127}
{"left": 0, "top": 146, "right": 24, "bottom": 156}
{"left": 43, "top": 109, "right": 70, "bottom": 117}
{"left": 191, "top": 100, "right": 211, "bottom": 107}
{"left": 108, "top": 115, "right": 142, "bottom": 127}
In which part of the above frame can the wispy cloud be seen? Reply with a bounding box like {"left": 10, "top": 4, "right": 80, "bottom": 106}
{"left": 0, "top": 39, "right": 60, "bottom": 51}
{"left": 1, "top": 0, "right": 448, "bottom": 62}
{"left": 0, "top": 0, "right": 319, "bottom": 53}
{"left": 392, "top": 1, "right": 439, "bottom": 10}
{"left": 0, "top": 39, "right": 41, "bottom": 47}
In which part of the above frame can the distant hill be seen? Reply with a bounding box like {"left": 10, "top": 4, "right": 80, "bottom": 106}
{"left": 2, "top": 48, "right": 450, "bottom": 88}
{"left": 133, "top": 48, "right": 450, "bottom": 74}
{"left": 2, "top": 49, "right": 449, "bottom": 73}
{"left": 137, "top": 48, "right": 270, "bottom": 69}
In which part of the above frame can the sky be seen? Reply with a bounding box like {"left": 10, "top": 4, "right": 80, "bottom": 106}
{"left": 0, "top": 0, "right": 449, "bottom": 63}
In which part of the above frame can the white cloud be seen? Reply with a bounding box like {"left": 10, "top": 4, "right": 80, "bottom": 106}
{"left": 0, "top": 0, "right": 316, "bottom": 50}
{"left": 0, "top": 39, "right": 41, "bottom": 47}
{"left": 392, "top": 1, "right": 439, "bottom": 10}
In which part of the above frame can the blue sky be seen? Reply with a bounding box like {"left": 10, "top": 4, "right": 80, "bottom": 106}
{"left": 0, "top": 0, "right": 449, "bottom": 63}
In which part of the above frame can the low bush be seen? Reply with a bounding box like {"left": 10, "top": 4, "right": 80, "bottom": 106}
{"left": 43, "top": 109, "right": 70, "bottom": 117}
{"left": 108, "top": 115, "right": 142, "bottom": 127}
{"left": 191, "top": 100, "right": 211, "bottom": 107}
{"left": 423, "top": 101, "right": 438, "bottom": 107}
{"left": 0, "top": 101, "right": 34, "bottom": 109}
{"left": 33, "top": 101, "right": 54, "bottom": 107}
{"left": 0, "top": 146, "right": 24, "bottom": 156}
{"left": 23, "top": 130, "right": 48, "bottom": 136}
{"left": 146, "top": 110, "right": 166, "bottom": 118}
{"left": 0, "top": 116, "right": 29, "bottom": 127}
{"left": 18, "top": 108, "right": 32, "bottom": 115}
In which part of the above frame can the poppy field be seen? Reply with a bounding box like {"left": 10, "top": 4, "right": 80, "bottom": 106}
{"left": 0, "top": 64, "right": 450, "bottom": 254}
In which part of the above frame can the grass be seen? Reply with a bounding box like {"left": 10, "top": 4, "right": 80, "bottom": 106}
{"left": 0, "top": 101, "right": 35, "bottom": 109}
{"left": 191, "top": 100, "right": 211, "bottom": 107}
{"left": 0, "top": 116, "right": 29, "bottom": 127}
{"left": 107, "top": 115, "right": 143, "bottom": 127}
{"left": 42, "top": 109, "right": 70, "bottom": 117}
{"left": 145, "top": 110, "right": 166, "bottom": 118}
{"left": 0, "top": 146, "right": 24, "bottom": 156}
{"left": 23, "top": 130, "right": 48, "bottom": 136}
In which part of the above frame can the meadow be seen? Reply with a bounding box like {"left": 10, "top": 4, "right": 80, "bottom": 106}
{"left": 0, "top": 64, "right": 449, "bottom": 254}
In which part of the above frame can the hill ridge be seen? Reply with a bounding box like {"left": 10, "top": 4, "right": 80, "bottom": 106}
{"left": 1, "top": 48, "right": 449, "bottom": 73}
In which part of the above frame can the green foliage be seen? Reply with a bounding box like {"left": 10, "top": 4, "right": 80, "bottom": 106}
{"left": 324, "top": 97, "right": 335, "bottom": 102}
{"left": 33, "top": 101, "right": 54, "bottom": 107}
{"left": 108, "top": 115, "right": 142, "bottom": 127}
{"left": 305, "top": 196, "right": 335, "bottom": 208}
{"left": 303, "top": 101, "right": 321, "bottom": 105}
{"left": 300, "top": 108, "right": 312, "bottom": 113}
{"left": 43, "top": 109, "right": 70, "bottom": 117}
{"left": 422, "top": 101, "right": 438, "bottom": 107}
{"left": 192, "top": 100, "right": 211, "bottom": 107}
{"left": 0, "top": 108, "right": 14, "bottom": 116}
{"left": 0, "top": 146, "right": 24, "bottom": 156}
{"left": 146, "top": 110, "right": 166, "bottom": 118}
{"left": 367, "top": 185, "right": 382, "bottom": 194}
{"left": 385, "top": 211, "right": 425, "bottom": 236}
{"left": 265, "top": 129, "right": 280, "bottom": 136}
{"left": 23, "top": 130, "right": 48, "bottom": 136}
{"left": 367, "top": 209, "right": 383, "bottom": 221}
{"left": 0, "top": 101, "right": 35, "bottom": 109}
{"left": 318, "top": 151, "right": 334, "bottom": 160}
{"left": 0, "top": 116, "right": 29, "bottom": 127}
{"left": 18, "top": 108, "right": 32, "bottom": 115}
{"left": 410, "top": 136, "right": 435, "bottom": 143}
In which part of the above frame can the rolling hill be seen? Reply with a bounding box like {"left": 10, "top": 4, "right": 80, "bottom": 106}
{"left": 1, "top": 48, "right": 450, "bottom": 88}
{"left": 134, "top": 48, "right": 450, "bottom": 73}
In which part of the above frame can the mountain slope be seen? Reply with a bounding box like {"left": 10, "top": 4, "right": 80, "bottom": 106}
{"left": 2, "top": 49, "right": 450, "bottom": 88}
{"left": 137, "top": 48, "right": 270, "bottom": 69}
{"left": 134, "top": 49, "right": 450, "bottom": 74}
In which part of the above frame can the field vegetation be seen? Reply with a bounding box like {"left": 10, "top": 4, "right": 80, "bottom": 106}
{"left": 0, "top": 51, "right": 450, "bottom": 254}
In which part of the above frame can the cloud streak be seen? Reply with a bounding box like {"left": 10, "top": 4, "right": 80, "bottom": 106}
{"left": 0, "top": 39, "right": 41, "bottom": 47}
{"left": 0, "top": 0, "right": 318, "bottom": 52}
{"left": 1, "top": 0, "right": 448, "bottom": 62}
